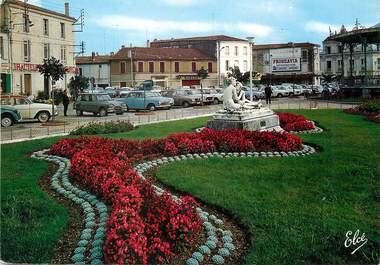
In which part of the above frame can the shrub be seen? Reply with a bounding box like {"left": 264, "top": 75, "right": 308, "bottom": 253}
{"left": 70, "top": 120, "right": 134, "bottom": 136}
{"left": 358, "top": 98, "right": 380, "bottom": 113}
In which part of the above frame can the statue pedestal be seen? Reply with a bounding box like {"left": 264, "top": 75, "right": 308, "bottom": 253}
{"left": 207, "top": 108, "right": 282, "bottom": 131}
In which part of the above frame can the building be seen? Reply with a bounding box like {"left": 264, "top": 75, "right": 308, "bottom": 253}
{"left": 76, "top": 52, "right": 112, "bottom": 88}
{"left": 0, "top": 0, "right": 77, "bottom": 96}
{"left": 320, "top": 23, "right": 380, "bottom": 92}
{"left": 252, "top": 42, "right": 321, "bottom": 85}
{"left": 150, "top": 35, "right": 251, "bottom": 86}
{"left": 110, "top": 47, "right": 217, "bottom": 88}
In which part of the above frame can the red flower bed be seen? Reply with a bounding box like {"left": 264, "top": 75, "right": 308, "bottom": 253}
{"left": 49, "top": 129, "right": 304, "bottom": 264}
{"left": 277, "top": 112, "right": 315, "bottom": 132}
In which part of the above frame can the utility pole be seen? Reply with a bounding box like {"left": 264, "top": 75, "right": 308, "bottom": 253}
{"left": 247, "top": 37, "right": 254, "bottom": 101}
{"left": 129, "top": 43, "right": 133, "bottom": 87}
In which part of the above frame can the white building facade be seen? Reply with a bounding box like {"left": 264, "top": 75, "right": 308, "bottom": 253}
{"left": 0, "top": 0, "right": 77, "bottom": 96}
{"left": 218, "top": 40, "right": 250, "bottom": 77}
{"left": 76, "top": 53, "right": 112, "bottom": 88}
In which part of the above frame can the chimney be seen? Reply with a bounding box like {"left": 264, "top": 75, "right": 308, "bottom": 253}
{"left": 110, "top": 52, "right": 114, "bottom": 56}
{"left": 146, "top": 40, "right": 150, "bottom": 47}
{"left": 64, "top": 2, "right": 69, "bottom": 16}
{"left": 91, "top": 52, "right": 95, "bottom": 61}
{"left": 121, "top": 45, "right": 125, "bottom": 49}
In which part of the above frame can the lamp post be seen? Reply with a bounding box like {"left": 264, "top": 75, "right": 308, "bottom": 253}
{"left": 217, "top": 41, "right": 225, "bottom": 87}
{"left": 247, "top": 37, "right": 254, "bottom": 101}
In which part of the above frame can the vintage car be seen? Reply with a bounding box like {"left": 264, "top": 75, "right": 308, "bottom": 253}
{"left": 161, "top": 89, "right": 202, "bottom": 107}
{"left": 0, "top": 95, "right": 58, "bottom": 123}
{"left": 242, "top": 86, "right": 265, "bottom": 100}
{"left": 1, "top": 105, "right": 22, "bottom": 127}
{"left": 116, "top": 91, "right": 173, "bottom": 111}
{"left": 75, "top": 93, "right": 126, "bottom": 116}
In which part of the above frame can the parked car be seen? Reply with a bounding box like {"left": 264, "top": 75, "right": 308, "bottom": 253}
{"left": 103, "top": 87, "right": 118, "bottom": 98}
{"left": 310, "top": 85, "right": 324, "bottom": 94}
{"left": 116, "top": 91, "right": 173, "bottom": 111}
{"left": 271, "top": 86, "right": 290, "bottom": 98}
{"left": 300, "top": 84, "right": 313, "bottom": 95}
{"left": 322, "top": 83, "right": 341, "bottom": 93}
{"left": 0, "top": 95, "right": 58, "bottom": 123}
{"left": 1, "top": 105, "right": 21, "bottom": 127}
{"left": 242, "top": 86, "right": 265, "bottom": 100}
{"left": 280, "top": 84, "right": 302, "bottom": 96}
{"left": 162, "top": 89, "right": 202, "bottom": 107}
{"left": 194, "top": 88, "right": 215, "bottom": 104}
{"left": 75, "top": 93, "right": 126, "bottom": 116}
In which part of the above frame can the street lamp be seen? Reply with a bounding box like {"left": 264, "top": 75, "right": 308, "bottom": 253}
{"left": 217, "top": 41, "right": 226, "bottom": 87}
{"left": 247, "top": 37, "right": 255, "bottom": 101}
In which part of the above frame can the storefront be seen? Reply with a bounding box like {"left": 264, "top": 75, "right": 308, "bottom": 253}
{"left": 1, "top": 73, "right": 12, "bottom": 94}
{"left": 177, "top": 74, "right": 201, "bottom": 87}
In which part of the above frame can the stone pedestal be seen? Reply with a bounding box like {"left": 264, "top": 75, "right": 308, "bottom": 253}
{"left": 207, "top": 108, "right": 282, "bottom": 131}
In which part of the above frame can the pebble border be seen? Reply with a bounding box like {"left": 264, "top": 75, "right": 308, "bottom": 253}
{"left": 32, "top": 150, "right": 108, "bottom": 265}
{"left": 133, "top": 144, "right": 317, "bottom": 265}
{"left": 32, "top": 144, "right": 317, "bottom": 265}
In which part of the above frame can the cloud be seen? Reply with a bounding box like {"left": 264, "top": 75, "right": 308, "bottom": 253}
{"left": 304, "top": 21, "right": 339, "bottom": 34}
{"left": 28, "top": 0, "right": 42, "bottom": 6}
{"left": 97, "top": 15, "right": 273, "bottom": 37}
{"left": 161, "top": 0, "right": 200, "bottom": 6}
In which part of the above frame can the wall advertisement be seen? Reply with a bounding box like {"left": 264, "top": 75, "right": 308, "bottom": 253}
{"left": 270, "top": 48, "right": 301, "bottom": 72}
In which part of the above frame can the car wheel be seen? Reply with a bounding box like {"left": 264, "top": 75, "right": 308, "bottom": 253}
{"left": 76, "top": 110, "right": 83, "bottom": 116}
{"left": 1, "top": 115, "right": 14, "bottom": 127}
{"left": 213, "top": 98, "right": 219, "bottom": 104}
{"left": 182, "top": 101, "right": 190, "bottom": 108}
{"left": 99, "top": 108, "right": 107, "bottom": 117}
{"left": 277, "top": 94, "right": 283, "bottom": 98}
{"left": 116, "top": 111, "right": 124, "bottom": 115}
{"left": 93, "top": 112, "right": 98, "bottom": 116}
{"left": 147, "top": 104, "right": 156, "bottom": 111}
{"left": 37, "top": 111, "right": 50, "bottom": 123}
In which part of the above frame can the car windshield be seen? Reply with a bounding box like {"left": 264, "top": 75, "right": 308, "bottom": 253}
{"left": 96, "top": 94, "right": 112, "bottom": 101}
{"left": 146, "top": 92, "right": 161, "bottom": 97}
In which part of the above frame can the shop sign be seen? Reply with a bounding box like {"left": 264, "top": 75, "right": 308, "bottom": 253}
{"left": 176, "top": 74, "right": 200, "bottom": 80}
{"left": 270, "top": 48, "right": 301, "bottom": 72}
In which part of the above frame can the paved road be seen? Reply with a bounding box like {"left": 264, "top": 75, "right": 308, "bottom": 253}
{"left": 1, "top": 97, "right": 356, "bottom": 143}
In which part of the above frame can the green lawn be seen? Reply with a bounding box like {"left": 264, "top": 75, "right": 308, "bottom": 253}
{"left": 156, "top": 110, "right": 380, "bottom": 265}
{"left": 1, "top": 111, "right": 379, "bottom": 264}
{"left": 0, "top": 117, "right": 209, "bottom": 263}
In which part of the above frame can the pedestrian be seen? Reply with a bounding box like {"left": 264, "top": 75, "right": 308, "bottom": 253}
{"left": 264, "top": 84, "right": 272, "bottom": 105}
{"left": 62, "top": 90, "right": 70, "bottom": 116}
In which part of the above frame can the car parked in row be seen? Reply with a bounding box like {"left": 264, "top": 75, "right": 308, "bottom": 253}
{"left": 242, "top": 86, "right": 265, "bottom": 100}
{"left": 271, "top": 86, "right": 290, "bottom": 98}
{"left": 162, "top": 89, "right": 202, "bottom": 107}
{"left": 116, "top": 91, "right": 173, "bottom": 111}
{"left": 1, "top": 105, "right": 21, "bottom": 127}
{"left": 0, "top": 95, "right": 57, "bottom": 123}
{"left": 75, "top": 93, "right": 126, "bottom": 116}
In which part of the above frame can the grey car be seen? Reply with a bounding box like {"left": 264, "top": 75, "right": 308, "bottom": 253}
{"left": 162, "top": 89, "right": 202, "bottom": 107}
{"left": 75, "top": 93, "right": 126, "bottom": 116}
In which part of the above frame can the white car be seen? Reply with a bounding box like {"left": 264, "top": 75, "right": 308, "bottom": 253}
{"left": 280, "top": 84, "right": 302, "bottom": 96}
{"left": 271, "top": 86, "right": 290, "bottom": 98}
{"left": 0, "top": 95, "right": 58, "bottom": 123}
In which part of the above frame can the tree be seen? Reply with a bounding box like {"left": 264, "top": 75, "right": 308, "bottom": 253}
{"left": 197, "top": 67, "right": 209, "bottom": 105}
{"left": 38, "top": 57, "right": 67, "bottom": 120}
{"left": 68, "top": 75, "right": 90, "bottom": 100}
{"left": 227, "top": 66, "right": 250, "bottom": 84}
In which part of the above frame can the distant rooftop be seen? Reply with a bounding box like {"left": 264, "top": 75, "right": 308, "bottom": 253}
{"left": 252, "top": 42, "right": 320, "bottom": 50}
{"left": 76, "top": 55, "right": 112, "bottom": 65}
{"left": 151, "top": 35, "right": 247, "bottom": 43}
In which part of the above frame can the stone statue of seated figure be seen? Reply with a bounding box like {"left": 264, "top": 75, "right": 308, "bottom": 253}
{"left": 223, "top": 77, "right": 262, "bottom": 112}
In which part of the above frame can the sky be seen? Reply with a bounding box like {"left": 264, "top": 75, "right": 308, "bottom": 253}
{"left": 32, "top": 0, "right": 379, "bottom": 55}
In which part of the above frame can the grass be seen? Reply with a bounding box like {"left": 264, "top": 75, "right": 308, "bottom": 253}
{"left": 156, "top": 110, "right": 380, "bottom": 265}
{"left": 1, "top": 111, "right": 379, "bottom": 264}
{"left": 0, "top": 117, "right": 208, "bottom": 263}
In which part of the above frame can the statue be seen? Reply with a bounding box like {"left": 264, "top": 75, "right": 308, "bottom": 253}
{"left": 223, "top": 77, "right": 262, "bottom": 112}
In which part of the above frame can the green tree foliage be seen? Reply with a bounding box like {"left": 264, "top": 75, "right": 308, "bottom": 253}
{"left": 68, "top": 75, "right": 90, "bottom": 99}
{"left": 227, "top": 66, "right": 250, "bottom": 84}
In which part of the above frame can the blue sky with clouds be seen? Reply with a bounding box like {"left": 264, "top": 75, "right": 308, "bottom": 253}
{"left": 34, "top": 0, "right": 379, "bottom": 55}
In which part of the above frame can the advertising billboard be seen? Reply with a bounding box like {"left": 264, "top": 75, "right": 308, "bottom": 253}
{"left": 270, "top": 48, "right": 301, "bottom": 72}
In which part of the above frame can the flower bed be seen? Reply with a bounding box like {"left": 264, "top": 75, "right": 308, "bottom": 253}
{"left": 49, "top": 129, "right": 304, "bottom": 264}
{"left": 343, "top": 99, "right": 380, "bottom": 124}
{"left": 277, "top": 112, "right": 315, "bottom": 132}
{"left": 70, "top": 120, "right": 134, "bottom": 135}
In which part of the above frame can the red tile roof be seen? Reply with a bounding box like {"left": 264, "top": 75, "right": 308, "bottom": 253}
{"left": 76, "top": 55, "right": 112, "bottom": 64}
{"left": 152, "top": 35, "right": 247, "bottom": 43}
{"left": 252, "top": 42, "right": 320, "bottom": 50}
{"left": 113, "top": 47, "right": 215, "bottom": 61}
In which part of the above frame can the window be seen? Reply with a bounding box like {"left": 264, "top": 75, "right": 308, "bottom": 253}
{"left": 377, "top": 58, "right": 380, "bottom": 70}
{"left": 23, "top": 14, "right": 30, "bottom": 32}
{"left": 327, "top": 46, "right": 331, "bottom": 54}
{"left": 243, "top": 46, "right": 247, "bottom": 55}
{"left": 60, "top": 45, "right": 66, "bottom": 64}
{"left": 160, "top": 62, "right": 165, "bottom": 73}
{"left": 0, "top": 36, "right": 3, "bottom": 59}
{"left": 234, "top": 46, "right": 238, "bottom": 56}
{"left": 234, "top": 60, "right": 239, "bottom": 66}
{"left": 338, "top": 45, "right": 343, "bottom": 53}
{"left": 225, "top": 46, "right": 229, "bottom": 56}
{"left": 79, "top": 68, "right": 83, "bottom": 76}
{"left": 120, "top": 82, "right": 127, "bottom": 87}
{"left": 149, "top": 62, "right": 154, "bottom": 73}
{"left": 120, "top": 62, "right": 126, "bottom": 73}
{"left": 337, "top": 60, "right": 342, "bottom": 70}
{"left": 327, "top": 60, "right": 332, "bottom": 70}
{"left": 138, "top": 62, "right": 143, "bottom": 72}
{"left": 43, "top": 43, "right": 50, "bottom": 59}
{"left": 174, "top": 62, "right": 179, "bottom": 73}
{"left": 192, "top": 62, "right": 196, "bottom": 72}
{"left": 208, "top": 62, "right": 213, "bottom": 73}
{"left": 60, "top": 23, "right": 65, "bottom": 38}
{"left": 23, "top": 40, "right": 31, "bottom": 62}
{"left": 302, "top": 50, "right": 308, "bottom": 62}
{"left": 350, "top": 59, "right": 354, "bottom": 68}
{"left": 243, "top": 60, "right": 248, "bottom": 72}
{"left": 225, "top": 60, "right": 230, "bottom": 71}
{"left": 43, "top": 19, "right": 49, "bottom": 35}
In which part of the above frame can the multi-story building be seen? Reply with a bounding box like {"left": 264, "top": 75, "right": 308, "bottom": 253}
{"left": 252, "top": 42, "right": 321, "bottom": 85}
{"left": 110, "top": 47, "right": 217, "bottom": 88}
{"left": 0, "top": 0, "right": 77, "bottom": 96}
{"left": 150, "top": 35, "right": 251, "bottom": 86}
{"left": 76, "top": 52, "right": 112, "bottom": 88}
